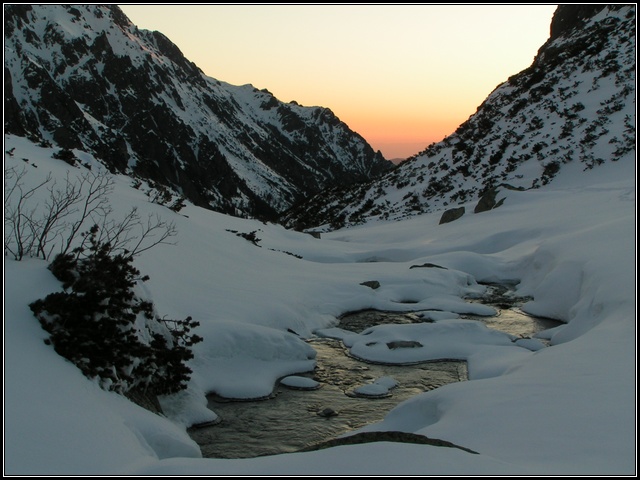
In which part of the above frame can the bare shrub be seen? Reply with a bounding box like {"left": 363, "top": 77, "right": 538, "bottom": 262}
{"left": 4, "top": 166, "right": 176, "bottom": 261}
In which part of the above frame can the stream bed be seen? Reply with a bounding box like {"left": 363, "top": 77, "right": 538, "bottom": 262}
{"left": 188, "top": 285, "right": 562, "bottom": 459}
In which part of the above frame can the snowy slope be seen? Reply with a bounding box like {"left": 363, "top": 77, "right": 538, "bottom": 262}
{"left": 3, "top": 3, "right": 636, "bottom": 476}
{"left": 4, "top": 127, "right": 635, "bottom": 474}
{"left": 282, "top": 4, "right": 635, "bottom": 231}
{"left": 4, "top": 5, "right": 391, "bottom": 220}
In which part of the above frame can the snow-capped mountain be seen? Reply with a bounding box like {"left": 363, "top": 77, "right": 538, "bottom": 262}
{"left": 4, "top": 4, "right": 392, "bottom": 220}
{"left": 281, "top": 4, "right": 636, "bottom": 231}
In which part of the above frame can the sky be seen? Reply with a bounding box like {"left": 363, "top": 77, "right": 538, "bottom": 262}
{"left": 118, "top": 4, "right": 558, "bottom": 160}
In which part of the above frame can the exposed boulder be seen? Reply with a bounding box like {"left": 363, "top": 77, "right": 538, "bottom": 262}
{"left": 474, "top": 188, "right": 506, "bottom": 214}
{"left": 439, "top": 206, "right": 465, "bottom": 225}
{"left": 298, "top": 430, "right": 479, "bottom": 454}
{"left": 409, "top": 263, "right": 447, "bottom": 270}
{"left": 317, "top": 407, "right": 339, "bottom": 417}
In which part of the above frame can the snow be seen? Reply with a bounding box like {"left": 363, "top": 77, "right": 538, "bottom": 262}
{"left": 514, "top": 337, "right": 546, "bottom": 351}
{"left": 343, "top": 320, "right": 521, "bottom": 368}
{"left": 353, "top": 383, "right": 391, "bottom": 397}
{"left": 353, "top": 376, "right": 399, "bottom": 397}
{"left": 3, "top": 121, "right": 636, "bottom": 477}
{"left": 189, "top": 320, "right": 316, "bottom": 399}
{"left": 280, "top": 376, "right": 320, "bottom": 390}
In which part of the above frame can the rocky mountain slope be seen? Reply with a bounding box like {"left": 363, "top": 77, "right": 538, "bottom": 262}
{"left": 281, "top": 4, "right": 635, "bottom": 231}
{"left": 4, "top": 4, "right": 392, "bottom": 220}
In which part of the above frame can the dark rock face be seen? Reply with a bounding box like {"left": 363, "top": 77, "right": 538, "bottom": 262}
{"left": 4, "top": 5, "right": 392, "bottom": 220}
{"left": 3, "top": 67, "right": 25, "bottom": 137}
{"left": 549, "top": 5, "right": 612, "bottom": 40}
{"left": 282, "top": 5, "right": 636, "bottom": 231}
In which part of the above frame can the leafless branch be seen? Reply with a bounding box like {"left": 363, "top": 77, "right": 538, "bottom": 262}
{"left": 5, "top": 166, "right": 177, "bottom": 261}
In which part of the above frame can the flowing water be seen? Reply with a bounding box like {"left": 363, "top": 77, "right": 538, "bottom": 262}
{"left": 462, "top": 284, "right": 561, "bottom": 341}
{"left": 190, "top": 337, "right": 466, "bottom": 459}
{"left": 188, "top": 285, "right": 561, "bottom": 458}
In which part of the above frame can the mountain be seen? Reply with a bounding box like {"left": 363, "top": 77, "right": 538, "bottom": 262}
{"left": 281, "top": 4, "right": 636, "bottom": 231}
{"left": 4, "top": 4, "right": 392, "bottom": 220}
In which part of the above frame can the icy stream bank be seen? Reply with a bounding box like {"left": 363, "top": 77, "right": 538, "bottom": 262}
{"left": 188, "top": 287, "right": 560, "bottom": 458}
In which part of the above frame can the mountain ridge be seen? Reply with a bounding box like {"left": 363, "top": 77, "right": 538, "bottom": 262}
{"left": 281, "top": 4, "right": 635, "bottom": 231}
{"left": 4, "top": 4, "right": 392, "bottom": 220}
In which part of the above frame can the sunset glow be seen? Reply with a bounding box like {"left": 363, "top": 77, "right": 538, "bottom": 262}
{"left": 119, "top": 4, "right": 558, "bottom": 160}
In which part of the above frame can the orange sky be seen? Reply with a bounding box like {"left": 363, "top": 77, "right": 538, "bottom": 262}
{"left": 119, "top": 4, "right": 558, "bottom": 161}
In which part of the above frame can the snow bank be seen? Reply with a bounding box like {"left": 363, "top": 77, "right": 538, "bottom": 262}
{"left": 4, "top": 134, "right": 636, "bottom": 475}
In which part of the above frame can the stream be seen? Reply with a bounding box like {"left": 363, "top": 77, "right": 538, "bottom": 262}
{"left": 188, "top": 285, "right": 562, "bottom": 459}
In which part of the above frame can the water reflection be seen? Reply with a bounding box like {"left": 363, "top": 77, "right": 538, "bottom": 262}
{"left": 190, "top": 338, "right": 465, "bottom": 458}
{"left": 462, "top": 284, "right": 562, "bottom": 341}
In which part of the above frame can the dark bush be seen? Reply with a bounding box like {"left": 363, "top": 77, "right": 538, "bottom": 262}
{"left": 52, "top": 148, "right": 76, "bottom": 166}
{"left": 30, "top": 226, "right": 201, "bottom": 395}
{"left": 541, "top": 160, "right": 562, "bottom": 184}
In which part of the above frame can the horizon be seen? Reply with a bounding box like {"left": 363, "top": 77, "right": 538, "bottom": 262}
{"left": 118, "top": 4, "right": 558, "bottom": 160}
